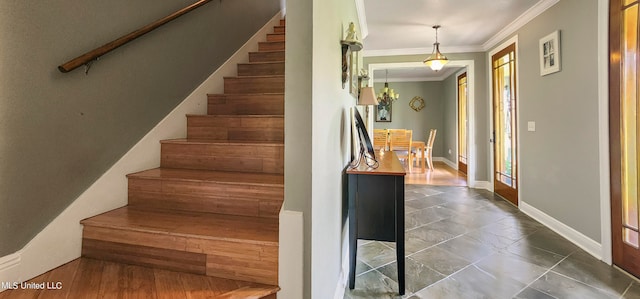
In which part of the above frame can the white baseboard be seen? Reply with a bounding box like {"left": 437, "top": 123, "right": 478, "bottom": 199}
{"left": 520, "top": 201, "right": 603, "bottom": 260}
{"left": 433, "top": 157, "right": 457, "bottom": 169}
{"left": 0, "top": 252, "right": 21, "bottom": 287}
{"left": 333, "top": 224, "right": 350, "bottom": 299}
{"left": 470, "top": 181, "right": 492, "bottom": 191}
{"left": 0, "top": 12, "right": 284, "bottom": 289}
{"left": 333, "top": 265, "right": 348, "bottom": 299}
{"left": 278, "top": 210, "right": 304, "bottom": 299}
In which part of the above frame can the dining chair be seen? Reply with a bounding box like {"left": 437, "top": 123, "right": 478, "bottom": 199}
{"left": 425, "top": 129, "right": 437, "bottom": 170}
{"left": 373, "top": 129, "right": 389, "bottom": 151}
{"left": 389, "top": 129, "right": 415, "bottom": 171}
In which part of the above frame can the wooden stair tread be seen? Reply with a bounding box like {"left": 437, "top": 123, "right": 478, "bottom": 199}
{"left": 224, "top": 75, "right": 284, "bottom": 79}
{"left": 186, "top": 114, "right": 284, "bottom": 118}
{"left": 250, "top": 50, "right": 284, "bottom": 54}
{"left": 81, "top": 207, "right": 278, "bottom": 245}
{"left": 207, "top": 92, "right": 284, "bottom": 96}
{"left": 238, "top": 61, "right": 284, "bottom": 65}
{"left": 76, "top": 18, "right": 285, "bottom": 288}
{"left": 217, "top": 285, "right": 280, "bottom": 299}
{"left": 0, "top": 258, "right": 279, "bottom": 298}
{"left": 128, "top": 168, "right": 284, "bottom": 186}
{"left": 161, "top": 138, "right": 284, "bottom": 146}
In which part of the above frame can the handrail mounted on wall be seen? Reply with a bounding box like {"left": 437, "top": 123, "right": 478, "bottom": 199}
{"left": 58, "top": 0, "right": 213, "bottom": 73}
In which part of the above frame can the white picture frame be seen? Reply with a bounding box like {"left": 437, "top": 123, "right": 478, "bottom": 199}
{"left": 539, "top": 30, "right": 561, "bottom": 76}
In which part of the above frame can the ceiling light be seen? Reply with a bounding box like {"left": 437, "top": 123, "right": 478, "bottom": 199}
{"left": 377, "top": 70, "right": 399, "bottom": 105}
{"left": 423, "top": 25, "right": 449, "bottom": 72}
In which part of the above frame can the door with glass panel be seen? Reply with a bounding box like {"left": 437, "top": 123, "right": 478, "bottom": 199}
{"left": 611, "top": 0, "right": 640, "bottom": 277}
{"left": 491, "top": 44, "right": 518, "bottom": 205}
{"left": 458, "top": 72, "right": 468, "bottom": 174}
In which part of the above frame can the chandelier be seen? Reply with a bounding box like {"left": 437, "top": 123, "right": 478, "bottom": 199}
{"left": 377, "top": 70, "right": 399, "bottom": 105}
{"left": 423, "top": 25, "right": 449, "bottom": 71}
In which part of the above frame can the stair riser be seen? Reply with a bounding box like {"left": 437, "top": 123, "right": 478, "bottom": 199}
{"left": 186, "top": 116, "right": 283, "bottom": 142}
{"left": 249, "top": 51, "right": 284, "bottom": 63}
{"left": 266, "top": 33, "right": 285, "bottom": 42}
{"left": 83, "top": 227, "right": 278, "bottom": 285}
{"left": 224, "top": 77, "right": 284, "bottom": 94}
{"left": 161, "top": 143, "right": 284, "bottom": 174}
{"left": 237, "top": 62, "right": 284, "bottom": 76}
{"left": 273, "top": 26, "right": 285, "bottom": 34}
{"left": 279, "top": 19, "right": 285, "bottom": 26}
{"left": 208, "top": 94, "right": 284, "bottom": 116}
{"left": 128, "top": 178, "right": 283, "bottom": 218}
{"left": 258, "top": 41, "right": 284, "bottom": 51}
{"left": 82, "top": 239, "right": 206, "bottom": 275}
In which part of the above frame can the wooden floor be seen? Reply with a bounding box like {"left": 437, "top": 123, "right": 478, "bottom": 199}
{"left": 0, "top": 258, "right": 278, "bottom": 299}
{"left": 404, "top": 161, "right": 468, "bottom": 186}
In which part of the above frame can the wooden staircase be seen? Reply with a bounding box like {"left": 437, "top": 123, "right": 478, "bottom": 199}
{"left": 79, "top": 19, "right": 286, "bottom": 298}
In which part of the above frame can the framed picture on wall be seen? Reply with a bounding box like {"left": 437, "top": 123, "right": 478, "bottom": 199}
{"left": 349, "top": 51, "right": 359, "bottom": 98}
{"left": 375, "top": 103, "right": 392, "bottom": 122}
{"left": 539, "top": 30, "right": 561, "bottom": 76}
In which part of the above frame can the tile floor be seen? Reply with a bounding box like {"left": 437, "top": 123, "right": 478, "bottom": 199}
{"left": 344, "top": 184, "right": 640, "bottom": 299}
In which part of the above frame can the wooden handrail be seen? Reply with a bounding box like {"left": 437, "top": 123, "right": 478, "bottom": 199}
{"left": 58, "top": 0, "right": 213, "bottom": 73}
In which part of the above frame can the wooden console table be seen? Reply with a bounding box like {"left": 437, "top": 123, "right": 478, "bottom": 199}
{"left": 346, "top": 151, "right": 407, "bottom": 295}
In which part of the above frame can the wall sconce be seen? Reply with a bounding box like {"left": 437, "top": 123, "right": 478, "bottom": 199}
{"left": 341, "top": 22, "right": 363, "bottom": 88}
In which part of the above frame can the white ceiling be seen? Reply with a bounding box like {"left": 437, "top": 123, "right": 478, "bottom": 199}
{"left": 361, "top": 0, "right": 557, "bottom": 81}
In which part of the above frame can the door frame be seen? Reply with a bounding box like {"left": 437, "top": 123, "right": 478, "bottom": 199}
{"left": 456, "top": 69, "right": 468, "bottom": 175}
{"left": 598, "top": 0, "right": 611, "bottom": 265}
{"left": 368, "top": 61, "right": 476, "bottom": 187}
{"left": 487, "top": 35, "right": 520, "bottom": 205}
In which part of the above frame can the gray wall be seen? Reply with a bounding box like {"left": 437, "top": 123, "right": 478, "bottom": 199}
{"left": 490, "top": 0, "right": 602, "bottom": 241}
{"left": 0, "top": 0, "right": 280, "bottom": 256}
{"left": 364, "top": 53, "right": 489, "bottom": 181}
{"left": 372, "top": 81, "right": 445, "bottom": 157}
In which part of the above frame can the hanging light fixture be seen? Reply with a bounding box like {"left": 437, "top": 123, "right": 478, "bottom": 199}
{"left": 423, "top": 25, "right": 449, "bottom": 72}
{"left": 377, "top": 70, "right": 399, "bottom": 105}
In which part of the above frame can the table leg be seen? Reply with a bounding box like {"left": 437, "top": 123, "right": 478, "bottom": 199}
{"left": 421, "top": 145, "right": 425, "bottom": 172}
{"left": 395, "top": 176, "right": 405, "bottom": 295}
{"left": 348, "top": 174, "right": 358, "bottom": 290}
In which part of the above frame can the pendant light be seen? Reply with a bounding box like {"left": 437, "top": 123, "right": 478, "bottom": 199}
{"left": 377, "top": 70, "right": 399, "bottom": 105}
{"left": 423, "top": 25, "right": 449, "bottom": 72}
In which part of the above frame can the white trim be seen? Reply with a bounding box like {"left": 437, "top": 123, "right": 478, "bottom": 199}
{"left": 482, "top": 0, "right": 560, "bottom": 51}
{"left": 434, "top": 157, "right": 457, "bottom": 170}
{"left": 373, "top": 77, "right": 442, "bottom": 83}
{"left": 334, "top": 227, "right": 350, "bottom": 299}
{"left": 0, "top": 12, "right": 284, "bottom": 287}
{"left": 520, "top": 201, "right": 603, "bottom": 260}
{"left": 0, "top": 252, "right": 21, "bottom": 289}
{"left": 487, "top": 35, "right": 519, "bottom": 201}
{"left": 363, "top": 45, "right": 483, "bottom": 58}
{"left": 372, "top": 68, "right": 458, "bottom": 83}
{"left": 454, "top": 68, "right": 468, "bottom": 175}
{"left": 279, "top": 210, "right": 304, "bottom": 299}
{"left": 597, "top": 0, "right": 612, "bottom": 265}
{"left": 471, "top": 181, "right": 492, "bottom": 191}
{"left": 354, "top": 0, "right": 368, "bottom": 39}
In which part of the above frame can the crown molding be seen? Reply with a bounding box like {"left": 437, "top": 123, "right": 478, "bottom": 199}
{"left": 355, "top": 0, "right": 369, "bottom": 39}
{"left": 482, "top": 0, "right": 560, "bottom": 51}
{"left": 372, "top": 67, "right": 458, "bottom": 82}
{"left": 363, "top": 45, "right": 483, "bottom": 57}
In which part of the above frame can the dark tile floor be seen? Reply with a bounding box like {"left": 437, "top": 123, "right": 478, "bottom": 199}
{"left": 344, "top": 185, "right": 640, "bottom": 299}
